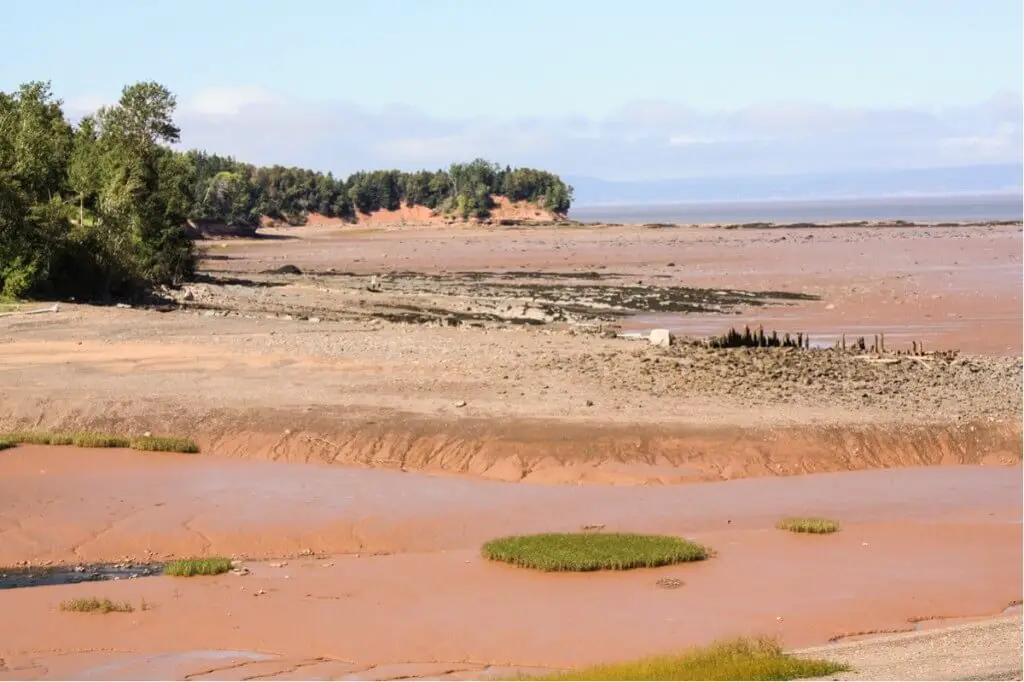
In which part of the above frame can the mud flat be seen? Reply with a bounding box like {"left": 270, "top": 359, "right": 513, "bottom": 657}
{"left": 0, "top": 221, "right": 1020, "bottom": 679}
{"left": 0, "top": 446, "right": 1020, "bottom": 680}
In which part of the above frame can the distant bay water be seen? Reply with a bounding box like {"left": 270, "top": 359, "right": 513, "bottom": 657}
{"left": 568, "top": 193, "right": 1024, "bottom": 225}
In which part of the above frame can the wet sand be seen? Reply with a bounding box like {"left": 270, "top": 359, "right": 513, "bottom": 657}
{"left": 209, "top": 223, "right": 1022, "bottom": 355}
{"left": 0, "top": 447, "right": 1020, "bottom": 679}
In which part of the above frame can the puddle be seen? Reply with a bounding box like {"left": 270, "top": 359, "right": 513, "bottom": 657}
{"left": 0, "top": 561, "right": 164, "bottom": 589}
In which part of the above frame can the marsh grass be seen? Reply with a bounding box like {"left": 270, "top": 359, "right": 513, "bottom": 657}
{"left": 130, "top": 435, "right": 200, "bottom": 454}
{"left": 526, "top": 636, "right": 850, "bottom": 681}
{"left": 71, "top": 432, "right": 131, "bottom": 448}
{"left": 59, "top": 597, "right": 134, "bottom": 614}
{"left": 0, "top": 439, "right": 14, "bottom": 451}
{"left": 481, "top": 533, "right": 710, "bottom": 572}
{"left": 0, "top": 430, "right": 200, "bottom": 453}
{"left": 776, "top": 518, "right": 841, "bottom": 534}
{"left": 163, "top": 556, "right": 233, "bottom": 577}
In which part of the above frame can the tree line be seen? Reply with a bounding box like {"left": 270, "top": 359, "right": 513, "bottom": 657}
{"left": 0, "top": 80, "right": 574, "bottom": 301}
{"left": 189, "top": 155, "right": 573, "bottom": 226}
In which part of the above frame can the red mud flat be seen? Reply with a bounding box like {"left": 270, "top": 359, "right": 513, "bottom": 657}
{"left": 0, "top": 446, "right": 1020, "bottom": 680}
{"left": 204, "top": 224, "right": 1022, "bottom": 356}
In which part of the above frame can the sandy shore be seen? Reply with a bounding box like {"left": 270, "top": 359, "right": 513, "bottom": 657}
{"left": 0, "top": 222, "right": 1020, "bottom": 679}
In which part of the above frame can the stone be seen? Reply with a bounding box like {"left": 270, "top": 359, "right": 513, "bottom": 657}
{"left": 649, "top": 329, "right": 674, "bottom": 347}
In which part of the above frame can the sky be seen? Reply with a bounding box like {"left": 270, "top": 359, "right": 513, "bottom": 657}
{"left": 3, "top": 0, "right": 1022, "bottom": 181}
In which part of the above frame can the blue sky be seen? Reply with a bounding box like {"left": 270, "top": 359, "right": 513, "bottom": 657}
{"left": 3, "top": 0, "right": 1022, "bottom": 181}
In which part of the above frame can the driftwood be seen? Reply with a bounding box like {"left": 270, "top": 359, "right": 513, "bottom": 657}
{"left": 855, "top": 355, "right": 900, "bottom": 365}
{"left": 0, "top": 303, "right": 60, "bottom": 318}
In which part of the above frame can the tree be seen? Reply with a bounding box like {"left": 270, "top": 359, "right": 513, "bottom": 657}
{"left": 68, "top": 115, "right": 102, "bottom": 227}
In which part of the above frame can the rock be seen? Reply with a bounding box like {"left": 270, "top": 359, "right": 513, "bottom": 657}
{"left": 454, "top": 400, "right": 467, "bottom": 408}
{"left": 649, "top": 329, "right": 674, "bottom": 347}
{"left": 308, "top": 317, "right": 321, "bottom": 324}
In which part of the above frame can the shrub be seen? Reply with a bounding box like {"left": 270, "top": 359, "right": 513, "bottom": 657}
{"left": 163, "top": 556, "right": 233, "bottom": 577}
{"left": 528, "top": 636, "right": 850, "bottom": 681}
{"left": 130, "top": 435, "right": 200, "bottom": 453}
{"left": 776, "top": 518, "right": 841, "bottom": 534}
{"left": 481, "top": 533, "right": 710, "bottom": 572}
{"left": 60, "top": 597, "right": 134, "bottom": 614}
{"left": 0, "top": 439, "right": 14, "bottom": 451}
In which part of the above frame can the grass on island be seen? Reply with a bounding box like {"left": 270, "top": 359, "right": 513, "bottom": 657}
{"left": 130, "top": 435, "right": 200, "bottom": 454}
{"left": 59, "top": 597, "right": 135, "bottom": 614}
{"left": 163, "top": 556, "right": 233, "bottom": 577}
{"left": 776, "top": 517, "right": 841, "bottom": 534}
{"left": 0, "top": 430, "right": 200, "bottom": 454}
{"left": 525, "top": 636, "right": 851, "bottom": 681}
{"left": 481, "top": 532, "right": 710, "bottom": 572}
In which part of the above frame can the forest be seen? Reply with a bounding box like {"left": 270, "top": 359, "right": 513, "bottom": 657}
{"left": 0, "top": 80, "right": 574, "bottom": 300}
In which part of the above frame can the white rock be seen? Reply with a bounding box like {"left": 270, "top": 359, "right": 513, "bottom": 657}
{"left": 649, "top": 329, "right": 674, "bottom": 347}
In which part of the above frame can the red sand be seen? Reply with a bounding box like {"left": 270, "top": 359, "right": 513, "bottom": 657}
{"left": 0, "top": 446, "right": 1019, "bottom": 679}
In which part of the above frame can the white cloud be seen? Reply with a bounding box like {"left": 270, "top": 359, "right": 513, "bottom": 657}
{"left": 70, "top": 85, "right": 1024, "bottom": 181}
{"left": 183, "top": 86, "right": 279, "bottom": 117}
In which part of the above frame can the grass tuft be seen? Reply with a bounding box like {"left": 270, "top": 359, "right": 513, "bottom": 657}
{"left": 130, "top": 435, "right": 200, "bottom": 453}
{"left": 481, "top": 532, "right": 710, "bottom": 572}
{"left": 526, "top": 636, "right": 850, "bottom": 681}
{"left": 776, "top": 518, "right": 841, "bottom": 534}
{"left": 71, "top": 432, "right": 131, "bottom": 448}
{"left": 163, "top": 556, "right": 233, "bottom": 577}
{"left": 0, "top": 439, "right": 14, "bottom": 451}
{"left": 0, "top": 430, "right": 199, "bottom": 453}
{"left": 59, "top": 597, "right": 134, "bottom": 614}
{"left": 0, "top": 430, "right": 73, "bottom": 446}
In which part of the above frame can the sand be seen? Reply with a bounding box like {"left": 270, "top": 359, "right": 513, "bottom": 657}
{"left": 0, "top": 221, "right": 1020, "bottom": 679}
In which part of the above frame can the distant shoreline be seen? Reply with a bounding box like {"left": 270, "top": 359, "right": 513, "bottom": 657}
{"left": 574, "top": 218, "right": 1022, "bottom": 230}
{"left": 569, "top": 193, "right": 1024, "bottom": 225}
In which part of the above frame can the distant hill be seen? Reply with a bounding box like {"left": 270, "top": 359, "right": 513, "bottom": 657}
{"left": 565, "top": 164, "right": 1024, "bottom": 206}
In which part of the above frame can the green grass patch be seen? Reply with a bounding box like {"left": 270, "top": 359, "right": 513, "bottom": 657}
{"left": 163, "top": 556, "right": 233, "bottom": 577}
{"left": 0, "top": 430, "right": 73, "bottom": 446}
{"left": 59, "top": 597, "right": 134, "bottom": 614}
{"left": 71, "top": 432, "right": 131, "bottom": 448}
{"left": 526, "top": 636, "right": 850, "bottom": 681}
{"left": 0, "top": 430, "right": 199, "bottom": 453}
{"left": 776, "top": 518, "right": 841, "bottom": 534}
{"left": 481, "top": 532, "right": 710, "bottom": 572}
{"left": 130, "top": 435, "right": 200, "bottom": 453}
{"left": 0, "top": 439, "right": 15, "bottom": 451}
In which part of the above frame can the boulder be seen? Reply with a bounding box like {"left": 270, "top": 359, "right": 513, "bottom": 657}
{"left": 649, "top": 328, "right": 674, "bottom": 347}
